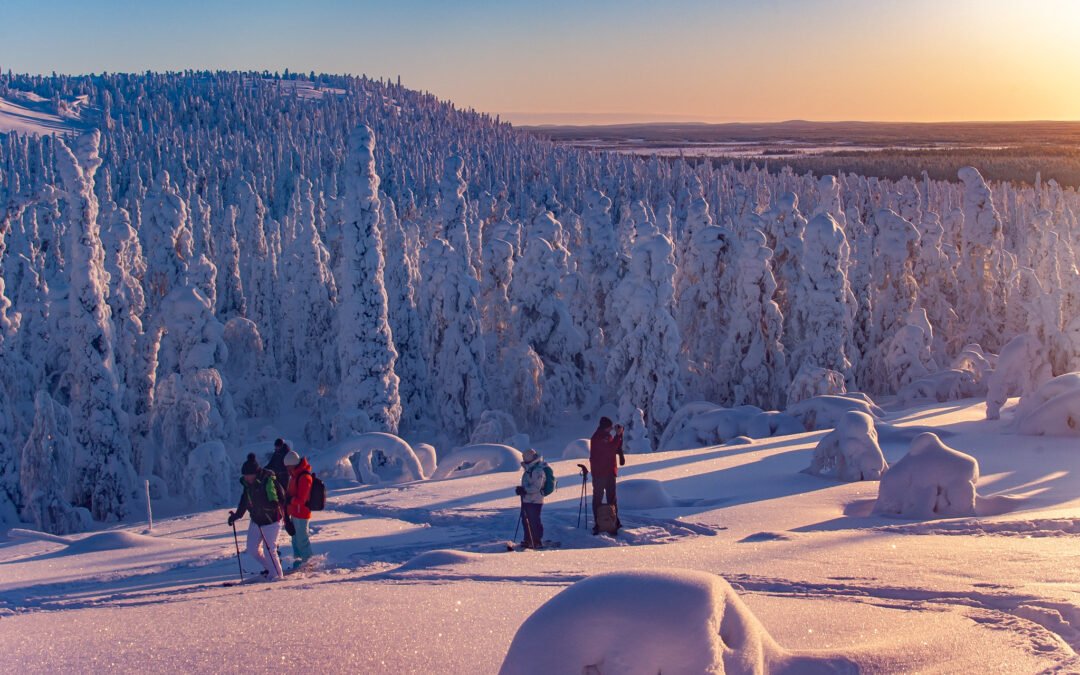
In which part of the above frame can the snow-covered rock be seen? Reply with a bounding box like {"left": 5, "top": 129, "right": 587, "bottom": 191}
{"left": 874, "top": 433, "right": 979, "bottom": 518}
{"left": 413, "top": 442, "right": 438, "bottom": 478}
{"left": 806, "top": 411, "right": 887, "bottom": 481}
{"left": 618, "top": 479, "right": 676, "bottom": 509}
{"left": 430, "top": 444, "right": 522, "bottom": 480}
{"left": 561, "top": 438, "right": 591, "bottom": 460}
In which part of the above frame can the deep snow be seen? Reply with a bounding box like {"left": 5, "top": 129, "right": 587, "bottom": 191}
{"left": 3, "top": 396, "right": 1080, "bottom": 673}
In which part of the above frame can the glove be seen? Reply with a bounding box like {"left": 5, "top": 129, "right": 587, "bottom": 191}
{"left": 514, "top": 486, "right": 525, "bottom": 496}
{"left": 284, "top": 517, "right": 296, "bottom": 536}
{"left": 227, "top": 513, "right": 236, "bottom": 527}
{"left": 619, "top": 455, "right": 625, "bottom": 466}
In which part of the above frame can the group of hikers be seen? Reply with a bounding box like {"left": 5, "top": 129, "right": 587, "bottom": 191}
{"left": 515, "top": 416, "right": 625, "bottom": 549}
{"left": 228, "top": 417, "right": 625, "bottom": 577}
{"left": 227, "top": 438, "right": 315, "bottom": 582}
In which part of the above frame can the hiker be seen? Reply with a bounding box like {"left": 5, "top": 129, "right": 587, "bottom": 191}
{"left": 589, "top": 417, "right": 625, "bottom": 534}
{"left": 515, "top": 448, "right": 547, "bottom": 549}
{"left": 283, "top": 449, "right": 314, "bottom": 570}
{"left": 266, "top": 438, "right": 291, "bottom": 494}
{"left": 228, "top": 453, "right": 286, "bottom": 581}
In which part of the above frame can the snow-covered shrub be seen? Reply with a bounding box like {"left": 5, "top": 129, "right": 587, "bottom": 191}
{"left": 873, "top": 432, "right": 979, "bottom": 518}
{"left": 1013, "top": 374, "right": 1080, "bottom": 436}
{"left": 413, "top": 443, "right": 438, "bottom": 479}
{"left": 985, "top": 333, "right": 1054, "bottom": 420}
{"left": 657, "top": 402, "right": 764, "bottom": 451}
{"left": 896, "top": 369, "right": 985, "bottom": 408}
{"left": 319, "top": 432, "right": 425, "bottom": 484}
{"left": 744, "top": 411, "right": 804, "bottom": 439}
{"left": 469, "top": 410, "right": 519, "bottom": 446}
{"left": 806, "top": 411, "right": 887, "bottom": 481}
{"left": 618, "top": 479, "right": 675, "bottom": 509}
{"left": 500, "top": 569, "right": 848, "bottom": 675}
{"left": 430, "top": 444, "right": 523, "bottom": 480}
{"left": 561, "top": 438, "right": 591, "bottom": 460}
{"left": 787, "top": 364, "right": 846, "bottom": 405}
{"left": 786, "top": 394, "right": 884, "bottom": 432}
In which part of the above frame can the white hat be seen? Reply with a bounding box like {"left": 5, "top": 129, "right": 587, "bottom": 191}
{"left": 284, "top": 450, "right": 301, "bottom": 467}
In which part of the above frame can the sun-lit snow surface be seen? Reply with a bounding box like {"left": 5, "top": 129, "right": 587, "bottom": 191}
{"left": 3, "top": 397, "right": 1080, "bottom": 673}
{"left": 0, "top": 91, "right": 87, "bottom": 135}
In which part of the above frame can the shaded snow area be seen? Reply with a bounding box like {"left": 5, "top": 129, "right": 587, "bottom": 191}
{"left": 4, "top": 398, "right": 1080, "bottom": 672}
{"left": 0, "top": 91, "right": 88, "bottom": 135}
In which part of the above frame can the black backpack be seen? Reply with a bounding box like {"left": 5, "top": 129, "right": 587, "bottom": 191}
{"left": 302, "top": 471, "right": 326, "bottom": 511}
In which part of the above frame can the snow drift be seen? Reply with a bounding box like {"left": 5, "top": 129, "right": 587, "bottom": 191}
{"left": 806, "top": 411, "right": 887, "bottom": 481}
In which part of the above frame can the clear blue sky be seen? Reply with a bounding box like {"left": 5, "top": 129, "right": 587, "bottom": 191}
{"left": 4, "top": 0, "right": 1079, "bottom": 124}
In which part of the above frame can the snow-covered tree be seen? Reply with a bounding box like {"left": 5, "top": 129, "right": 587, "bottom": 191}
{"left": 20, "top": 391, "right": 88, "bottom": 534}
{"left": 336, "top": 126, "right": 402, "bottom": 437}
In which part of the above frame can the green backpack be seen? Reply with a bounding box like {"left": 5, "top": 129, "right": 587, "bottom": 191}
{"left": 540, "top": 463, "right": 557, "bottom": 496}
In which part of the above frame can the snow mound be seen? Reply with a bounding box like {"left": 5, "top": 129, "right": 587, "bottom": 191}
{"left": 806, "top": 411, "right": 887, "bottom": 481}
{"left": 660, "top": 402, "right": 797, "bottom": 450}
{"left": 413, "top": 442, "right": 438, "bottom": 478}
{"left": 394, "top": 549, "right": 484, "bottom": 572}
{"left": 618, "top": 479, "right": 675, "bottom": 509}
{"left": 895, "top": 368, "right": 985, "bottom": 408}
{"left": 430, "top": 444, "right": 522, "bottom": 480}
{"left": 64, "top": 531, "right": 178, "bottom": 554}
{"left": 318, "top": 432, "right": 425, "bottom": 483}
{"left": 787, "top": 364, "right": 847, "bottom": 404}
{"left": 561, "top": 438, "right": 591, "bottom": 459}
{"left": 786, "top": 394, "right": 884, "bottom": 431}
{"left": 874, "top": 433, "right": 979, "bottom": 519}
{"left": 1014, "top": 375, "right": 1080, "bottom": 436}
{"left": 500, "top": 569, "right": 849, "bottom": 675}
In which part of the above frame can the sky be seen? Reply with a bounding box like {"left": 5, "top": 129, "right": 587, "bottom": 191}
{"left": 3, "top": 0, "right": 1080, "bottom": 125}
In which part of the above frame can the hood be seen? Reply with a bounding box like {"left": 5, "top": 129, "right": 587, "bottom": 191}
{"left": 289, "top": 457, "right": 312, "bottom": 475}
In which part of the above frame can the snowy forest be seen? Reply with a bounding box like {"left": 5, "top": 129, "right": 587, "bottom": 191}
{"left": 2, "top": 70, "right": 1079, "bottom": 533}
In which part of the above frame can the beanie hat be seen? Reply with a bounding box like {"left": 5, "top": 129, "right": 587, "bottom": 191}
{"left": 274, "top": 438, "right": 285, "bottom": 449}
{"left": 598, "top": 416, "right": 613, "bottom": 430}
{"left": 522, "top": 448, "right": 539, "bottom": 464}
{"left": 241, "top": 452, "right": 261, "bottom": 475}
{"left": 283, "top": 450, "right": 301, "bottom": 467}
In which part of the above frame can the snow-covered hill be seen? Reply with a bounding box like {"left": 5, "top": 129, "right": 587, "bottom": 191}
{"left": 2, "top": 396, "right": 1078, "bottom": 672}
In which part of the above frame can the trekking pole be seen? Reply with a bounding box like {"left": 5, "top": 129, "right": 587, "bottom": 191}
{"left": 229, "top": 513, "right": 244, "bottom": 584}
{"left": 576, "top": 464, "right": 589, "bottom": 528}
{"left": 512, "top": 496, "right": 522, "bottom": 544}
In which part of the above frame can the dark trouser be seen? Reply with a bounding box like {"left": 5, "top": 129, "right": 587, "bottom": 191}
{"left": 593, "top": 474, "right": 619, "bottom": 525}
{"left": 522, "top": 502, "right": 544, "bottom": 546}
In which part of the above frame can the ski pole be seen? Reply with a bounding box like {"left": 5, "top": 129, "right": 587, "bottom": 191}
{"left": 229, "top": 513, "right": 244, "bottom": 584}
{"left": 576, "top": 464, "right": 589, "bottom": 528}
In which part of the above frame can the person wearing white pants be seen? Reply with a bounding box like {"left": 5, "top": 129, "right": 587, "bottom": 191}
{"left": 229, "top": 452, "right": 287, "bottom": 581}
{"left": 245, "top": 519, "right": 283, "bottom": 580}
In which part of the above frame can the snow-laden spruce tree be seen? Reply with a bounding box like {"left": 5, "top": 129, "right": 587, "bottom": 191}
{"left": 139, "top": 170, "right": 191, "bottom": 316}
{"left": 336, "top": 125, "right": 402, "bottom": 437}
{"left": 914, "top": 177, "right": 960, "bottom": 358}
{"left": 438, "top": 155, "right": 478, "bottom": 277}
{"left": 380, "top": 193, "right": 429, "bottom": 431}
{"left": 719, "top": 228, "right": 787, "bottom": 409}
{"left": 20, "top": 391, "right": 88, "bottom": 534}
{"left": 509, "top": 212, "right": 588, "bottom": 418}
{"left": 865, "top": 208, "right": 922, "bottom": 392}
{"left": 213, "top": 205, "right": 247, "bottom": 320}
{"left": 957, "top": 167, "right": 1008, "bottom": 351}
{"left": 790, "top": 213, "right": 855, "bottom": 384}
{"left": 421, "top": 237, "right": 488, "bottom": 440}
{"left": 54, "top": 132, "right": 137, "bottom": 521}
{"left": 606, "top": 230, "right": 683, "bottom": 447}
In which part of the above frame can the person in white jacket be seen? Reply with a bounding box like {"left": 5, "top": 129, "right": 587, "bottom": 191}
{"left": 515, "top": 449, "right": 547, "bottom": 548}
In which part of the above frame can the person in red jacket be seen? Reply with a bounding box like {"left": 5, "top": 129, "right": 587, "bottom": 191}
{"left": 589, "top": 416, "right": 625, "bottom": 534}
{"left": 283, "top": 450, "right": 314, "bottom": 570}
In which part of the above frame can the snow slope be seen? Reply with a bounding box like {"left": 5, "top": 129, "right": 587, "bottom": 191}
{"left": 0, "top": 91, "right": 86, "bottom": 135}
{"left": 3, "top": 396, "right": 1080, "bottom": 672}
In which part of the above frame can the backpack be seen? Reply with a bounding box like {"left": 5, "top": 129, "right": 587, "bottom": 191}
{"left": 301, "top": 471, "right": 326, "bottom": 511}
{"left": 540, "top": 463, "right": 557, "bottom": 497}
